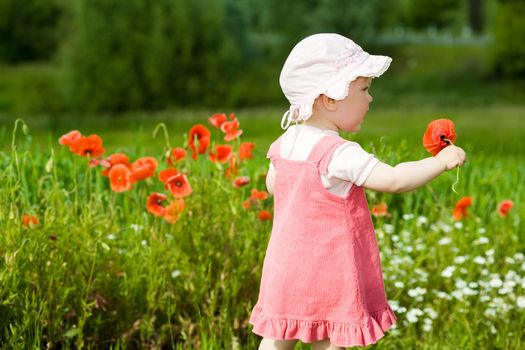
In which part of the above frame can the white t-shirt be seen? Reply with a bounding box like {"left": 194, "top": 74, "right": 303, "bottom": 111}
{"left": 268, "top": 124, "right": 379, "bottom": 196}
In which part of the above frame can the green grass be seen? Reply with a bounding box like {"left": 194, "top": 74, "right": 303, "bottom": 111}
{"left": 0, "top": 102, "right": 524, "bottom": 349}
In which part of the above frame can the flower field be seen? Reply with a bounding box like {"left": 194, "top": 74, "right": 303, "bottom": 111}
{"left": 0, "top": 106, "right": 524, "bottom": 349}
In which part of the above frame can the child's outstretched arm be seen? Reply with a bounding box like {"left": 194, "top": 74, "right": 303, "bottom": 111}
{"left": 363, "top": 145, "right": 466, "bottom": 193}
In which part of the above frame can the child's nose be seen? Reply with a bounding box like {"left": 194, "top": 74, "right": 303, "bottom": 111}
{"left": 368, "top": 93, "right": 373, "bottom": 103}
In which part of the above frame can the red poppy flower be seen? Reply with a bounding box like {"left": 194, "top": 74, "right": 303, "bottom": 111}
{"left": 108, "top": 164, "right": 133, "bottom": 192}
{"left": 146, "top": 193, "right": 168, "bottom": 217}
{"left": 242, "top": 200, "right": 251, "bottom": 209}
{"left": 423, "top": 119, "right": 457, "bottom": 156}
{"left": 371, "top": 203, "right": 389, "bottom": 217}
{"left": 452, "top": 196, "right": 473, "bottom": 220}
{"left": 233, "top": 176, "right": 250, "bottom": 188}
{"left": 101, "top": 153, "right": 131, "bottom": 176}
{"left": 131, "top": 156, "right": 158, "bottom": 182}
{"left": 220, "top": 115, "right": 243, "bottom": 142}
{"left": 158, "top": 168, "right": 179, "bottom": 182}
{"left": 258, "top": 210, "right": 272, "bottom": 221}
{"left": 22, "top": 214, "right": 39, "bottom": 227}
{"left": 69, "top": 134, "right": 105, "bottom": 158}
{"left": 164, "top": 199, "right": 185, "bottom": 224}
{"left": 188, "top": 124, "right": 211, "bottom": 160}
{"left": 208, "top": 113, "right": 227, "bottom": 129}
{"left": 239, "top": 142, "right": 255, "bottom": 161}
{"left": 498, "top": 199, "right": 514, "bottom": 218}
{"left": 225, "top": 156, "right": 239, "bottom": 179}
{"left": 251, "top": 188, "right": 269, "bottom": 200}
{"left": 59, "top": 130, "right": 82, "bottom": 147}
{"left": 209, "top": 145, "right": 233, "bottom": 163}
{"left": 165, "top": 172, "right": 192, "bottom": 198}
{"left": 166, "top": 147, "right": 186, "bottom": 166}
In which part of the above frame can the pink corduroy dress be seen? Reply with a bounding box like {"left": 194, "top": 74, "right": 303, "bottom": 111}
{"left": 249, "top": 134, "right": 397, "bottom": 348}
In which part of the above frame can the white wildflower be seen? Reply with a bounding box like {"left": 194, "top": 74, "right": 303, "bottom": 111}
{"left": 462, "top": 287, "right": 478, "bottom": 296}
{"left": 416, "top": 216, "right": 428, "bottom": 226}
{"left": 517, "top": 296, "right": 525, "bottom": 309}
{"left": 451, "top": 290, "right": 463, "bottom": 300}
{"left": 484, "top": 308, "right": 497, "bottom": 317}
{"left": 408, "top": 287, "right": 427, "bottom": 297}
{"left": 468, "top": 282, "right": 478, "bottom": 289}
{"left": 474, "top": 236, "right": 489, "bottom": 245}
{"left": 514, "top": 252, "right": 524, "bottom": 261}
{"left": 107, "top": 234, "right": 116, "bottom": 240}
{"left": 394, "top": 281, "right": 405, "bottom": 288}
{"left": 406, "top": 308, "right": 424, "bottom": 323}
{"left": 454, "top": 256, "right": 467, "bottom": 264}
{"left": 424, "top": 308, "right": 438, "bottom": 319}
{"left": 480, "top": 295, "right": 491, "bottom": 302}
{"left": 391, "top": 234, "right": 400, "bottom": 242}
{"left": 141, "top": 240, "right": 148, "bottom": 246}
{"left": 171, "top": 270, "right": 181, "bottom": 279}
{"left": 485, "top": 249, "right": 495, "bottom": 257}
{"left": 473, "top": 256, "right": 486, "bottom": 265}
{"left": 130, "top": 224, "right": 143, "bottom": 233}
{"left": 505, "top": 257, "right": 515, "bottom": 265}
{"left": 498, "top": 287, "right": 512, "bottom": 295}
{"left": 441, "top": 266, "right": 455, "bottom": 278}
{"left": 489, "top": 277, "right": 503, "bottom": 288}
{"left": 455, "top": 279, "right": 467, "bottom": 289}
{"left": 383, "top": 224, "right": 395, "bottom": 234}
{"left": 478, "top": 227, "right": 486, "bottom": 234}
{"left": 438, "top": 237, "right": 451, "bottom": 245}
{"left": 434, "top": 290, "right": 450, "bottom": 299}
{"left": 402, "top": 213, "right": 414, "bottom": 220}
{"left": 454, "top": 222, "right": 463, "bottom": 229}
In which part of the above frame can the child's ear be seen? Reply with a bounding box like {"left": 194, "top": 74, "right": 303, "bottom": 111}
{"left": 320, "top": 94, "right": 337, "bottom": 111}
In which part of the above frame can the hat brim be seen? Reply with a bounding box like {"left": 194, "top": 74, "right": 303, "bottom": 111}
{"left": 325, "top": 54, "right": 392, "bottom": 100}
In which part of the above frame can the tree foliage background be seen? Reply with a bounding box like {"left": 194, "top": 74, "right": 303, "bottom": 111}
{"left": 0, "top": 0, "right": 523, "bottom": 113}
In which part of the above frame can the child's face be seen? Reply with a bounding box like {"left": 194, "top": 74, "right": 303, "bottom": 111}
{"left": 330, "top": 77, "right": 373, "bottom": 133}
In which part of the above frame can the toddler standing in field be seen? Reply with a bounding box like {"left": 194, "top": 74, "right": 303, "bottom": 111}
{"left": 248, "top": 33, "right": 466, "bottom": 350}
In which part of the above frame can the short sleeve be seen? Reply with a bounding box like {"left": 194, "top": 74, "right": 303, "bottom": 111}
{"left": 326, "top": 141, "right": 379, "bottom": 186}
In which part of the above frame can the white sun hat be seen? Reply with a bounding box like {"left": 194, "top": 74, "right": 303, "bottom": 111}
{"left": 279, "top": 33, "right": 392, "bottom": 129}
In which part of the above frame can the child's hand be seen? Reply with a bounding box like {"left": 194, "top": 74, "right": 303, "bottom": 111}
{"left": 436, "top": 145, "right": 467, "bottom": 171}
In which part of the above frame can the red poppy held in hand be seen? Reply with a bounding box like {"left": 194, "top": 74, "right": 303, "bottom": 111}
{"left": 146, "top": 193, "right": 168, "bottom": 217}
{"left": 423, "top": 119, "right": 457, "bottom": 156}
{"left": 498, "top": 199, "right": 514, "bottom": 218}
{"left": 188, "top": 124, "right": 211, "bottom": 160}
{"left": 452, "top": 196, "right": 473, "bottom": 220}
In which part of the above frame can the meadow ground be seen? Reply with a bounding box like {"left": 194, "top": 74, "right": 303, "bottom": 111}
{"left": 0, "top": 102, "right": 524, "bottom": 349}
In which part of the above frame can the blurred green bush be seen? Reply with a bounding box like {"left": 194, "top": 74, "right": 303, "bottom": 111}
{"left": 489, "top": 0, "right": 525, "bottom": 78}
{"left": 0, "top": 0, "right": 63, "bottom": 62}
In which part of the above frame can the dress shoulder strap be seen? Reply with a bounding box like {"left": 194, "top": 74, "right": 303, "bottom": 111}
{"left": 266, "top": 136, "right": 283, "bottom": 161}
{"left": 306, "top": 135, "right": 347, "bottom": 175}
